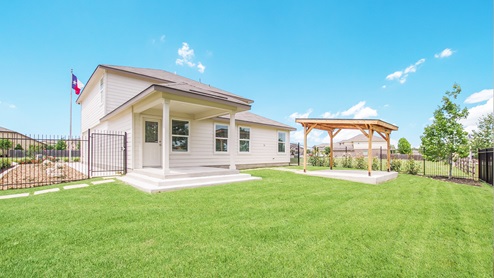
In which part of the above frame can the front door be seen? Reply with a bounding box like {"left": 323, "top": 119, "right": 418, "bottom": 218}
{"left": 143, "top": 118, "right": 162, "bottom": 167}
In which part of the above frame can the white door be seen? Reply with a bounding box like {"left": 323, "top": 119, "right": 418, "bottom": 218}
{"left": 143, "top": 119, "right": 162, "bottom": 167}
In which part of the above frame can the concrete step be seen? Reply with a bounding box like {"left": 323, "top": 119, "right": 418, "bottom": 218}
{"left": 118, "top": 172, "right": 261, "bottom": 193}
{"left": 133, "top": 168, "right": 239, "bottom": 179}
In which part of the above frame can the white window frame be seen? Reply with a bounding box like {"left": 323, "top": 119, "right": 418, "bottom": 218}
{"left": 214, "top": 123, "right": 229, "bottom": 153}
{"left": 238, "top": 126, "right": 250, "bottom": 153}
{"left": 277, "top": 131, "right": 287, "bottom": 153}
{"left": 171, "top": 118, "right": 190, "bottom": 153}
{"left": 99, "top": 76, "right": 105, "bottom": 107}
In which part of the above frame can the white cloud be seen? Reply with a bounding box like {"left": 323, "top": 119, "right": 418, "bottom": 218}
{"left": 8, "top": 104, "right": 16, "bottom": 109}
{"left": 289, "top": 109, "right": 313, "bottom": 120}
{"left": 160, "top": 35, "right": 166, "bottom": 42}
{"left": 175, "top": 42, "right": 207, "bottom": 73}
{"left": 434, "top": 48, "right": 453, "bottom": 59}
{"left": 386, "top": 71, "right": 403, "bottom": 81}
{"left": 385, "top": 58, "right": 425, "bottom": 84}
{"left": 176, "top": 42, "right": 196, "bottom": 67}
{"left": 341, "top": 101, "right": 366, "bottom": 116}
{"left": 354, "top": 107, "right": 377, "bottom": 118}
{"left": 197, "top": 62, "right": 205, "bottom": 73}
{"left": 321, "top": 111, "right": 339, "bottom": 118}
{"left": 464, "top": 89, "right": 493, "bottom": 104}
{"left": 382, "top": 85, "right": 387, "bottom": 89}
{"left": 461, "top": 97, "right": 494, "bottom": 133}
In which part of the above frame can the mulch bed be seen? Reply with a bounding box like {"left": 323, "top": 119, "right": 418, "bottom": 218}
{"left": 427, "top": 176, "right": 484, "bottom": 187}
{"left": 0, "top": 163, "right": 87, "bottom": 190}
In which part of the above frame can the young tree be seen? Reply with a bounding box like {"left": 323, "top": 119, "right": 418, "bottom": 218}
{"left": 470, "top": 113, "right": 494, "bottom": 153}
{"left": 397, "top": 137, "right": 412, "bottom": 154}
{"left": 324, "top": 146, "right": 331, "bottom": 156}
{"left": 14, "top": 144, "right": 23, "bottom": 150}
{"left": 0, "top": 139, "right": 12, "bottom": 157}
{"left": 55, "top": 139, "right": 67, "bottom": 150}
{"left": 420, "top": 84, "right": 469, "bottom": 178}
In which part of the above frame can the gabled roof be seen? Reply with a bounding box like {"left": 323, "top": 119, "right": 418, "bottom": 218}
{"left": 340, "top": 134, "right": 386, "bottom": 143}
{"left": 99, "top": 65, "right": 253, "bottom": 106}
{"left": 217, "top": 111, "right": 296, "bottom": 131}
{"left": 0, "top": 126, "right": 16, "bottom": 133}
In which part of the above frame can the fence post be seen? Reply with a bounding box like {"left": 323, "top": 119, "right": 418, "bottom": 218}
{"left": 297, "top": 143, "right": 300, "bottom": 166}
{"left": 123, "top": 132, "right": 127, "bottom": 175}
{"left": 87, "top": 129, "right": 91, "bottom": 178}
{"left": 423, "top": 147, "right": 426, "bottom": 176}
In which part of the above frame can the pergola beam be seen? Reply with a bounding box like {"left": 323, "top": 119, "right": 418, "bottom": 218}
{"left": 295, "top": 119, "right": 398, "bottom": 176}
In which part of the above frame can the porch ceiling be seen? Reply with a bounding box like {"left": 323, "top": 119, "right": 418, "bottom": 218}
{"left": 142, "top": 99, "right": 231, "bottom": 120}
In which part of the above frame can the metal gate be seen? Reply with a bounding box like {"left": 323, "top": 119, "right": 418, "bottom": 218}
{"left": 88, "top": 129, "right": 127, "bottom": 177}
{"left": 478, "top": 148, "right": 493, "bottom": 185}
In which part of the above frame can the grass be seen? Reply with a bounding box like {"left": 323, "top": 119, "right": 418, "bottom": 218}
{"left": 0, "top": 170, "right": 492, "bottom": 277}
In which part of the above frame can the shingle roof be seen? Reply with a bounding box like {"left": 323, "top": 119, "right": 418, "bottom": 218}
{"left": 0, "top": 126, "right": 15, "bottom": 133}
{"left": 217, "top": 111, "right": 296, "bottom": 131}
{"left": 340, "top": 134, "right": 385, "bottom": 143}
{"left": 101, "top": 65, "right": 253, "bottom": 106}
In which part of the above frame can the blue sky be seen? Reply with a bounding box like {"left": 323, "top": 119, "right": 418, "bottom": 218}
{"left": 0, "top": 1, "right": 492, "bottom": 147}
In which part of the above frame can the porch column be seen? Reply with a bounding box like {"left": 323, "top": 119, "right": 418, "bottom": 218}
{"left": 229, "top": 111, "right": 237, "bottom": 170}
{"left": 162, "top": 99, "right": 170, "bottom": 174}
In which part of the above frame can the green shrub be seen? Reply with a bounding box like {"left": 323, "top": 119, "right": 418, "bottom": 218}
{"left": 73, "top": 157, "right": 80, "bottom": 162}
{"left": 355, "top": 156, "right": 366, "bottom": 170}
{"left": 63, "top": 158, "right": 69, "bottom": 162}
{"left": 14, "top": 144, "right": 23, "bottom": 150}
{"left": 390, "top": 160, "right": 401, "bottom": 172}
{"left": 0, "top": 159, "right": 11, "bottom": 169}
{"left": 405, "top": 156, "right": 421, "bottom": 175}
{"left": 372, "top": 157, "right": 379, "bottom": 171}
{"left": 341, "top": 156, "right": 352, "bottom": 168}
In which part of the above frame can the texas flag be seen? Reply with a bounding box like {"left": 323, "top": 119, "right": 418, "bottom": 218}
{"left": 72, "top": 74, "right": 84, "bottom": 95}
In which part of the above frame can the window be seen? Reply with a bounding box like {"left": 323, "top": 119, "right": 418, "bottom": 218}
{"left": 215, "top": 124, "right": 228, "bottom": 152}
{"left": 145, "top": 121, "right": 158, "bottom": 143}
{"left": 278, "top": 132, "right": 286, "bottom": 153}
{"left": 172, "top": 120, "right": 189, "bottom": 152}
{"left": 99, "top": 77, "right": 104, "bottom": 105}
{"left": 239, "top": 127, "right": 250, "bottom": 152}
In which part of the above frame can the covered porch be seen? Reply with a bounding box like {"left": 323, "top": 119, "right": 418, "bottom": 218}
{"left": 295, "top": 119, "right": 399, "bottom": 176}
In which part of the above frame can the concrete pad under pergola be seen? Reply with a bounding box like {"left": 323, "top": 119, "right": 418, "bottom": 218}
{"left": 295, "top": 119, "right": 399, "bottom": 176}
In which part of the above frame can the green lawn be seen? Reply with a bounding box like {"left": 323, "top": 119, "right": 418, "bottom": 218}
{"left": 0, "top": 170, "right": 492, "bottom": 277}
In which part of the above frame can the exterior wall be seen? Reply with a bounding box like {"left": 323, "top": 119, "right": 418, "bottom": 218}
{"left": 170, "top": 116, "right": 291, "bottom": 168}
{"left": 105, "top": 72, "right": 157, "bottom": 115}
{"left": 80, "top": 74, "right": 106, "bottom": 132}
{"left": 106, "top": 108, "right": 133, "bottom": 169}
{"left": 353, "top": 141, "right": 387, "bottom": 150}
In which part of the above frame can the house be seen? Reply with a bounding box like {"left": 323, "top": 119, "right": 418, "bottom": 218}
{"left": 313, "top": 134, "right": 390, "bottom": 157}
{"left": 76, "top": 65, "right": 296, "bottom": 178}
{"left": 0, "top": 126, "right": 44, "bottom": 156}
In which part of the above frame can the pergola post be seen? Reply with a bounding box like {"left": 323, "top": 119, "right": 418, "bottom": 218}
{"left": 303, "top": 124, "right": 308, "bottom": 173}
{"left": 329, "top": 130, "right": 334, "bottom": 170}
{"left": 386, "top": 132, "right": 391, "bottom": 172}
{"left": 367, "top": 128, "right": 374, "bottom": 176}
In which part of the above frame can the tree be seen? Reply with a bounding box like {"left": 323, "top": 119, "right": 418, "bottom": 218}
{"left": 55, "top": 139, "right": 67, "bottom": 150}
{"left": 397, "top": 137, "right": 412, "bottom": 154}
{"left": 0, "top": 139, "right": 12, "bottom": 157}
{"left": 14, "top": 144, "right": 23, "bottom": 150}
{"left": 420, "top": 84, "right": 469, "bottom": 179}
{"left": 470, "top": 113, "right": 494, "bottom": 153}
{"left": 324, "top": 147, "right": 331, "bottom": 156}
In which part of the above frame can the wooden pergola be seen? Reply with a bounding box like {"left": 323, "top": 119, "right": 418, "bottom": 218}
{"left": 295, "top": 119, "right": 399, "bottom": 176}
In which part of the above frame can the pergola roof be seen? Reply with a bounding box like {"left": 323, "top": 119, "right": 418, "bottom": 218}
{"left": 295, "top": 118, "right": 398, "bottom": 133}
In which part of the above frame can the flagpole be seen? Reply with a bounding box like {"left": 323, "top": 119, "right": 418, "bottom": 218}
{"left": 69, "top": 69, "right": 73, "bottom": 162}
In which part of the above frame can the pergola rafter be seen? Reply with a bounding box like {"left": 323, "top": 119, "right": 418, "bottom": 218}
{"left": 296, "top": 119, "right": 399, "bottom": 176}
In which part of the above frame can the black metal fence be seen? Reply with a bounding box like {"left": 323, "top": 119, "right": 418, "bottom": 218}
{"left": 0, "top": 130, "right": 127, "bottom": 190}
{"left": 290, "top": 144, "right": 480, "bottom": 181}
{"left": 478, "top": 148, "right": 493, "bottom": 185}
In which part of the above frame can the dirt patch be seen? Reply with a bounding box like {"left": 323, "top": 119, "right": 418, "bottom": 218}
{"left": 427, "top": 176, "right": 483, "bottom": 187}
{"left": 0, "top": 163, "right": 87, "bottom": 190}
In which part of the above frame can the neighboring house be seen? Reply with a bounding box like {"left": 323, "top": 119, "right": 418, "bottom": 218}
{"left": 0, "top": 126, "right": 44, "bottom": 156}
{"left": 76, "top": 65, "right": 296, "bottom": 172}
{"left": 313, "top": 134, "right": 389, "bottom": 157}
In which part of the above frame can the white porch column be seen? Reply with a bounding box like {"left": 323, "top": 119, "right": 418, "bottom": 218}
{"left": 162, "top": 99, "right": 170, "bottom": 174}
{"left": 229, "top": 111, "right": 237, "bottom": 170}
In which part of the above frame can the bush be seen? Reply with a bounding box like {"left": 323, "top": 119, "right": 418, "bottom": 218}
{"left": 405, "top": 156, "right": 421, "bottom": 175}
{"left": 355, "top": 156, "right": 366, "bottom": 170}
{"left": 390, "top": 160, "right": 401, "bottom": 172}
{"left": 63, "top": 158, "right": 69, "bottom": 162}
{"left": 73, "top": 158, "right": 80, "bottom": 162}
{"left": 372, "top": 157, "right": 379, "bottom": 171}
{"left": 0, "top": 159, "right": 11, "bottom": 170}
{"left": 342, "top": 156, "right": 353, "bottom": 168}
{"left": 14, "top": 144, "right": 23, "bottom": 150}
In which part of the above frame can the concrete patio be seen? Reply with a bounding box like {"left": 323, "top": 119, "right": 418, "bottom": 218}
{"left": 273, "top": 168, "right": 398, "bottom": 184}
{"left": 118, "top": 167, "right": 261, "bottom": 193}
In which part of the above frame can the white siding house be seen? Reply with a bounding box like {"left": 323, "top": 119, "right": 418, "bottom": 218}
{"left": 76, "top": 65, "right": 296, "bottom": 173}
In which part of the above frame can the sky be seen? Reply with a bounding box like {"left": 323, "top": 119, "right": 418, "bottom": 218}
{"left": 0, "top": 1, "right": 492, "bottom": 148}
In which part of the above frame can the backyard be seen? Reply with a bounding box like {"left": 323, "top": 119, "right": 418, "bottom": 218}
{"left": 0, "top": 169, "right": 492, "bottom": 277}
